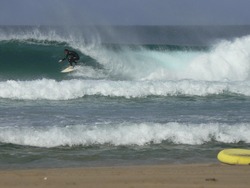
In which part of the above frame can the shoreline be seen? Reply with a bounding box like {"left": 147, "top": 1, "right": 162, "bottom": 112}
{"left": 1, "top": 163, "right": 250, "bottom": 188}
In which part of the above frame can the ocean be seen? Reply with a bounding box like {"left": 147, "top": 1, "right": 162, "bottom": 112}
{"left": 1, "top": 25, "right": 250, "bottom": 169}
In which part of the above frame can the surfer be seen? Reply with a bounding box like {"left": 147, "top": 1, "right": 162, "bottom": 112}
{"left": 59, "top": 49, "right": 80, "bottom": 66}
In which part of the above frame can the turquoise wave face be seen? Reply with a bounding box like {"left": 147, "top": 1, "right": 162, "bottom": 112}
{"left": 0, "top": 41, "right": 61, "bottom": 80}
{"left": 0, "top": 40, "right": 102, "bottom": 80}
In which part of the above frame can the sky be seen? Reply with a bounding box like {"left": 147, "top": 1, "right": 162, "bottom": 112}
{"left": 1, "top": 0, "right": 250, "bottom": 25}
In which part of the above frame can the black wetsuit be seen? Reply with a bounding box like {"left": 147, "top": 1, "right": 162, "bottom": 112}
{"left": 62, "top": 50, "right": 80, "bottom": 66}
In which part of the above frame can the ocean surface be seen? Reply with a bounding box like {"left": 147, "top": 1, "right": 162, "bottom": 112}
{"left": 1, "top": 25, "right": 250, "bottom": 169}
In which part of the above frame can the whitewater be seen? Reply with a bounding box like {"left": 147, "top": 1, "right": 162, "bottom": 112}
{"left": 0, "top": 26, "right": 250, "bottom": 168}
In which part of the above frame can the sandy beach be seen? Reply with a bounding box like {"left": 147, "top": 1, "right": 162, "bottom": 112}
{"left": 0, "top": 163, "right": 250, "bottom": 188}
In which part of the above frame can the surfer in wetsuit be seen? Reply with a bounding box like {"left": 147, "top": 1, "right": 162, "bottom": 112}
{"left": 59, "top": 49, "right": 80, "bottom": 66}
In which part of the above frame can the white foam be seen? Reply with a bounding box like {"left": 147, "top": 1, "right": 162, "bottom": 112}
{"left": 71, "top": 65, "right": 107, "bottom": 79}
{"left": 1, "top": 79, "right": 250, "bottom": 100}
{"left": 0, "top": 122, "right": 249, "bottom": 147}
{"left": 76, "top": 36, "right": 250, "bottom": 81}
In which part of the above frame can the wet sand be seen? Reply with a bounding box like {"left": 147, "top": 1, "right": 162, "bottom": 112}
{"left": 0, "top": 163, "right": 250, "bottom": 188}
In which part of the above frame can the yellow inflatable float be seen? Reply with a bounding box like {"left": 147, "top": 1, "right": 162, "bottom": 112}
{"left": 217, "top": 149, "right": 250, "bottom": 165}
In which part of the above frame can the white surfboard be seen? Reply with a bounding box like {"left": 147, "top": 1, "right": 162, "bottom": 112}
{"left": 61, "top": 66, "right": 74, "bottom": 73}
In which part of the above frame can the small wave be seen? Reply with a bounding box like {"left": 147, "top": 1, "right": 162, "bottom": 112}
{"left": 0, "top": 79, "right": 250, "bottom": 100}
{"left": 0, "top": 122, "right": 249, "bottom": 147}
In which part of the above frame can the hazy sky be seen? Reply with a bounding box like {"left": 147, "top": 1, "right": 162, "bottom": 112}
{"left": 1, "top": 0, "right": 250, "bottom": 25}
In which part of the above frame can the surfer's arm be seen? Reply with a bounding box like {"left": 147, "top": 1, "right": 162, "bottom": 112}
{"left": 58, "top": 55, "right": 68, "bottom": 63}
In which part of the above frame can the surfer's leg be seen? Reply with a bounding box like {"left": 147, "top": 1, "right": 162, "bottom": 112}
{"left": 68, "top": 58, "right": 73, "bottom": 66}
{"left": 73, "top": 57, "right": 78, "bottom": 65}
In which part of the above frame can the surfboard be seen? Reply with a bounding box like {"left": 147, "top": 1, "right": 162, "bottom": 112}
{"left": 61, "top": 66, "right": 74, "bottom": 73}
{"left": 217, "top": 149, "right": 250, "bottom": 165}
